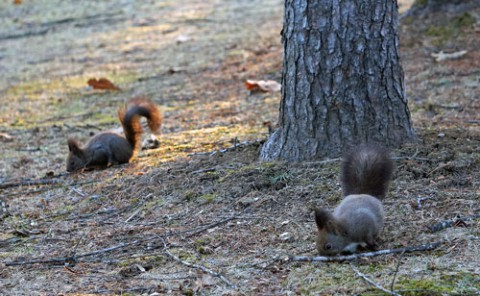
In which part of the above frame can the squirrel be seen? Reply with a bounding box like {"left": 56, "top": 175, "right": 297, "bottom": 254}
{"left": 66, "top": 97, "right": 162, "bottom": 172}
{"left": 314, "top": 144, "right": 394, "bottom": 256}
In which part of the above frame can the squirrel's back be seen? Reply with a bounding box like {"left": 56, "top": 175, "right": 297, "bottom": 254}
{"left": 341, "top": 144, "right": 394, "bottom": 200}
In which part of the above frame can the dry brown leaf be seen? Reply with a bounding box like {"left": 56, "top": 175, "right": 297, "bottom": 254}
{"left": 87, "top": 78, "right": 120, "bottom": 90}
{"left": 0, "top": 132, "right": 13, "bottom": 141}
{"left": 245, "top": 79, "right": 281, "bottom": 92}
{"left": 13, "top": 0, "right": 22, "bottom": 4}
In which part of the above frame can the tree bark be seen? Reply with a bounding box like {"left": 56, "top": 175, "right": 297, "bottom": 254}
{"left": 260, "top": 0, "right": 415, "bottom": 161}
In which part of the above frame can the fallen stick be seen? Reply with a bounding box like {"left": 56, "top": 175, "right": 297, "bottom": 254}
{"left": 0, "top": 178, "right": 63, "bottom": 189}
{"left": 5, "top": 257, "right": 70, "bottom": 266}
{"left": 163, "top": 240, "right": 235, "bottom": 288}
{"left": 390, "top": 250, "right": 406, "bottom": 292}
{"left": 351, "top": 264, "right": 402, "bottom": 296}
{"left": 428, "top": 215, "right": 480, "bottom": 233}
{"left": 186, "top": 216, "right": 236, "bottom": 237}
{"left": 188, "top": 139, "right": 263, "bottom": 157}
{"left": 288, "top": 242, "right": 441, "bottom": 262}
{"left": 5, "top": 239, "right": 145, "bottom": 267}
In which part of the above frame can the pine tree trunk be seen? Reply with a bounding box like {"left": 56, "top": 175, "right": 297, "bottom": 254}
{"left": 260, "top": 0, "right": 415, "bottom": 161}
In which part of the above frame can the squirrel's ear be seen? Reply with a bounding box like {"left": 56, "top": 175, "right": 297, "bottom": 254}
{"left": 315, "top": 208, "right": 346, "bottom": 235}
{"left": 315, "top": 208, "right": 333, "bottom": 231}
{"left": 67, "top": 139, "right": 81, "bottom": 155}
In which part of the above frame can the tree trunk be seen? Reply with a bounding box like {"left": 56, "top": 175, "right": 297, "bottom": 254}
{"left": 260, "top": 0, "right": 415, "bottom": 161}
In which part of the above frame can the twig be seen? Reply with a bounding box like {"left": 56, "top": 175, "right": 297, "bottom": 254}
{"left": 5, "top": 257, "right": 71, "bottom": 266}
{"left": 71, "top": 187, "right": 87, "bottom": 197}
{"left": 427, "top": 162, "right": 453, "bottom": 176}
{"left": 390, "top": 250, "right": 406, "bottom": 292}
{"left": 0, "top": 178, "right": 63, "bottom": 189}
{"left": 5, "top": 239, "right": 146, "bottom": 266}
{"left": 428, "top": 214, "right": 480, "bottom": 233}
{"left": 93, "top": 287, "right": 155, "bottom": 295}
{"left": 124, "top": 194, "right": 153, "bottom": 223}
{"left": 392, "top": 156, "right": 430, "bottom": 161}
{"left": 162, "top": 239, "right": 235, "bottom": 288}
{"left": 305, "top": 158, "right": 340, "bottom": 165}
{"left": 288, "top": 242, "right": 441, "bottom": 262}
{"left": 188, "top": 139, "right": 263, "bottom": 157}
{"left": 190, "top": 167, "right": 217, "bottom": 174}
{"left": 76, "top": 240, "right": 142, "bottom": 258}
{"left": 124, "top": 207, "right": 143, "bottom": 223}
{"left": 351, "top": 264, "right": 402, "bottom": 296}
{"left": 186, "top": 216, "right": 236, "bottom": 237}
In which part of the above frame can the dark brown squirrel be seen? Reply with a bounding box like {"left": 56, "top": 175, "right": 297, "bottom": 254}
{"left": 66, "top": 97, "right": 162, "bottom": 172}
{"left": 314, "top": 144, "right": 394, "bottom": 255}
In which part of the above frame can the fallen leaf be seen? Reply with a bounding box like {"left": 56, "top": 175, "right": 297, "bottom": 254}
{"left": 13, "top": 0, "right": 22, "bottom": 4}
{"left": 245, "top": 79, "right": 281, "bottom": 92}
{"left": 431, "top": 50, "right": 468, "bottom": 62}
{"left": 87, "top": 78, "right": 120, "bottom": 90}
{"left": 0, "top": 132, "right": 13, "bottom": 141}
{"left": 176, "top": 34, "right": 192, "bottom": 43}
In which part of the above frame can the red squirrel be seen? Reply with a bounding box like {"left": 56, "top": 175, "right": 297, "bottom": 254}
{"left": 314, "top": 144, "right": 394, "bottom": 255}
{"left": 66, "top": 97, "right": 162, "bottom": 172}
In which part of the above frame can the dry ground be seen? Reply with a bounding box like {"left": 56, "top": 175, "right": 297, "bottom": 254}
{"left": 1, "top": 0, "right": 479, "bottom": 295}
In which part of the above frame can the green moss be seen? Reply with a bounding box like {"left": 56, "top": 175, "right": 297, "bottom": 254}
{"left": 184, "top": 190, "right": 197, "bottom": 201}
{"left": 195, "top": 237, "right": 212, "bottom": 246}
{"left": 129, "top": 198, "right": 140, "bottom": 205}
{"left": 142, "top": 199, "right": 164, "bottom": 216}
{"left": 397, "top": 278, "right": 453, "bottom": 295}
{"left": 412, "top": 0, "right": 428, "bottom": 7}
{"left": 200, "top": 193, "right": 216, "bottom": 203}
{"left": 91, "top": 113, "right": 117, "bottom": 125}
{"left": 269, "top": 171, "right": 291, "bottom": 184}
{"left": 425, "top": 25, "right": 454, "bottom": 38}
{"left": 452, "top": 12, "right": 476, "bottom": 28}
{"left": 177, "top": 249, "right": 196, "bottom": 261}
{"left": 291, "top": 264, "right": 362, "bottom": 295}
{"left": 197, "top": 246, "right": 213, "bottom": 255}
{"left": 402, "top": 16, "right": 415, "bottom": 25}
{"left": 423, "top": 12, "right": 476, "bottom": 46}
{"left": 118, "top": 255, "right": 165, "bottom": 267}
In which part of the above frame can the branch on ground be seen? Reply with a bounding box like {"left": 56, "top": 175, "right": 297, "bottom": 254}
{"left": 288, "top": 242, "right": 442, "bottom": 262}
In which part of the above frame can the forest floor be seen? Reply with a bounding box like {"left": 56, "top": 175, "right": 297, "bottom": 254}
{"left": 0, "top": 0, "right": 479, "bottom": 295}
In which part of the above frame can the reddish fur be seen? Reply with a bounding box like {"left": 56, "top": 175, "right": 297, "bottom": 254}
{"left": 66, "top": 97, "right": 162, "bottom": 172}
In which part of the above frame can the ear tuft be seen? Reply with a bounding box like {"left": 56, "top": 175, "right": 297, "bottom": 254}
{"left": 67, "top": 138, "right": 81, "bottom": 154}
{"left": 314, "top": 208, "right": 333, "bottom": 230}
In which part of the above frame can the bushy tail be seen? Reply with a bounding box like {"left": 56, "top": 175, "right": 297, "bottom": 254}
{"left": 118, "top": 97, "right": 162, "bottom": 152}
{"left": 341, "top": 144, "right": 394, "bottom": 200}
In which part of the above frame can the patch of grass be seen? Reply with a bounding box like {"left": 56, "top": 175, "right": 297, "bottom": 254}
{"left": 425, "top": 25, "right": 455, "bottom": 39}
{"left": 412, "top": 0, "right": 428, "bottom": 7}
{"left": 184, "top": 190, "right": 198, "bottom": 201}
{"left": 194, "top": 237, "right": 212, "bottom": 246}
{"left": 118, "top": 255, "right": 165, "bottom": 268}
{"left": 91, "top": 113, "right": 118, "bottom": 126}
{"left": 452, "top": 12, "right": 476, "bottom": 28}
{"left": 200, "top": 193, "right": 216, "bottom": 203}
{"left": 287, "top": 264, "right": 363, "bottom": 294}
{"left": 397, "top": 277, "right": 454, "bottom": 295}
{"left": 269, "top": 171, "right": 291, "bottom": 185}
{"left": 176, "top": 249, "right": 196, "bottom": 261}
{"left": 441, "top": 273, "right": 480, "bottom": 294}
{"left": 424, "top": 12, "right": 476, "bottom": 46}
